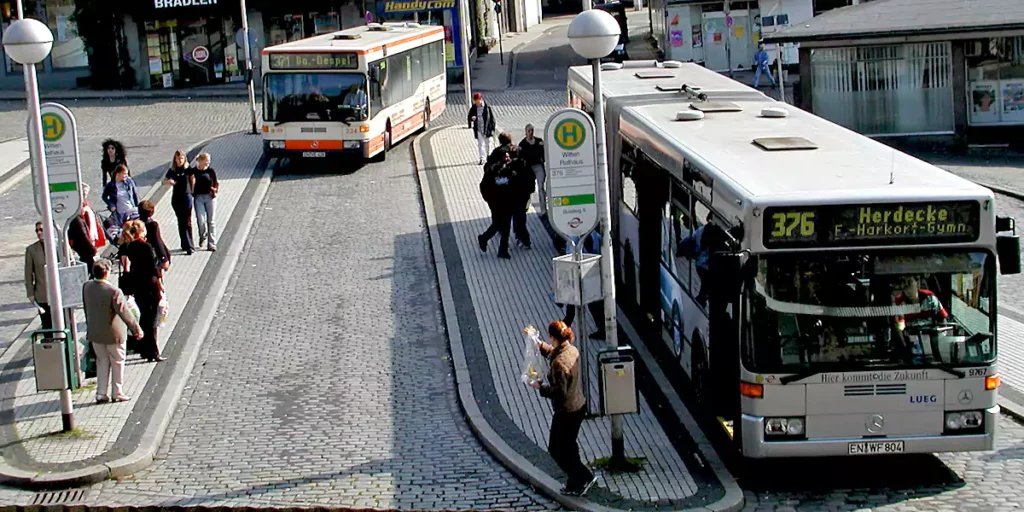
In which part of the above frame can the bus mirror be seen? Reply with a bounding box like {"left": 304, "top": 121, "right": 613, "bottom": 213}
{"left": 997, "top": 234, "right": 1022, "bottom": 275}
{"left": 997, "top": 216, "right": 1016, "bottom": 233}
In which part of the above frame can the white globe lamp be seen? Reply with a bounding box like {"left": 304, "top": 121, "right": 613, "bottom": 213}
{"left": 2, "top": 18, "right": 53, "bottom": 65}
{"left": 567, "top": 9, "right": 621, "bottom": 60}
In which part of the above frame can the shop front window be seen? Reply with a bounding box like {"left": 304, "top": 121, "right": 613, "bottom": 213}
{"left": 313, "top": 12, "right": 340, "bottom": 34}
{"left": 810, "top": 43, "right": 954, "bottom": 136}
{"left": 46, "top": 0, "right": 87, "bottom": 68}
{"left": 967, "top": 37, "right": 1024, "bottom": 126}
{"left": 267, "top": 14, "right": 305, "bottom": 46}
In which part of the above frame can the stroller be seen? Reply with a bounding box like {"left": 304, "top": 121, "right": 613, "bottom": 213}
{"left": 98, "top": 210, "right": 137, "bottom": 269}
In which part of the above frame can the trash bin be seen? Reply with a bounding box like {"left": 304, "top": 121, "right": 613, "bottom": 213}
{"left": 31, "top": 330, "right": 70, "bottom": 392}
{"left": 597, "top": 346, "right": 638, "bottom": 415}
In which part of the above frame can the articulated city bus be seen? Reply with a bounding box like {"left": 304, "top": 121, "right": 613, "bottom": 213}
{"left": 567, "top": 61, "right": 1022, "bottom": 458}
{"left": 261, "top": 22, "right": 446, "bottom": 162}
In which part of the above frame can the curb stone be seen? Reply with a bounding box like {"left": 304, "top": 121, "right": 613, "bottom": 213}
{"left": 0, "top": 130, "right": 241, "bottom": 357}
{"left": 978, "top": 181, "right": 1024, "bottom": 203}
{"left": 412, "top": 125, "right": 743, "bottom": 512}
{"left": 0, "top": 141, "right": 275, "bottom": 490}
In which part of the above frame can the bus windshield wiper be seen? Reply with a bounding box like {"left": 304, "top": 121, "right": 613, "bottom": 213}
{"left": 780, "top": 370, "right": 821, "bottom": 385}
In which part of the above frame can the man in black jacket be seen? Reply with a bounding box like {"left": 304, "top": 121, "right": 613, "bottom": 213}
{"left": 467, "top": 92, "right": 496, "bottom": 165}
{"left": 478, "top": 136, "right": 531, "bottom": 259}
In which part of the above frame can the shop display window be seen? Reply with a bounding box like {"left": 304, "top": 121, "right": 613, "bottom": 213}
{"left": 967, "top": 36, "right": 1024, "bottom": 126}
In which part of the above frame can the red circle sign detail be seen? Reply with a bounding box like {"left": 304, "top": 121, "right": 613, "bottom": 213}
{"left": 192, "top": 46, "right": 210, "bottom": 63}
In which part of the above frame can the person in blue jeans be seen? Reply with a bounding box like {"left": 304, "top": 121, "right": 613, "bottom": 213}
{"left": 753, "top": 44, "right": 777, "bottom": 88}
{"left": 192, "top": 153, "right": 219, "bottom": 252}
{"left": 102, "top": 165, "right": 140, "bottom": 227}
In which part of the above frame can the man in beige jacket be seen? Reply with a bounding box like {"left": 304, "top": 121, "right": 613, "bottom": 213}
{"left": 83, "top": 260, "right": 142, "bottom": 403}
{"left": 24, "top": 221, "right": 52, "bottom": 330}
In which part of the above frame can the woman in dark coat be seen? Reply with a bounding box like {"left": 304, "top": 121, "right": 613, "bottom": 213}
{"left": 138, "top": 200, "right": 171, "bottom": 272}
{"left": 118, "top": 220, "right": 166, "bottom": 362}
{"left": 100, "top": 139, "right": 129, "bottom": 187}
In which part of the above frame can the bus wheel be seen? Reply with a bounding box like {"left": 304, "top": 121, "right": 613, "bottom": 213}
{"left": 691, "top": 335, "right": 709, "bottom": 407}
{"left": 423, "top": 101, "right": 432, "bottom": 131}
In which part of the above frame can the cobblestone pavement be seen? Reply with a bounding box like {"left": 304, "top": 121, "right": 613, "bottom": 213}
{"left": 0, "top": 99, "right": 253, "bottom": 351}
{"left": 65, "top": 129, "right": 557, "bottom": 509}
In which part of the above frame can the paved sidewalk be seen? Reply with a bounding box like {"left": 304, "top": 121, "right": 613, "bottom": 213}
{"left": 454, "top": 15, "right": 576, "bottom": 92}
{"left": 0, "top": 132, "right": 269, "bottom": 487}
{"left": 414, "top": 124, "right": 742, "bottom": 511}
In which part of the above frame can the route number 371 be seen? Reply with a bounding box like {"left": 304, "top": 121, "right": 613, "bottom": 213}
{"left": 771, "top": 211, "right": 816, "bottom": 238}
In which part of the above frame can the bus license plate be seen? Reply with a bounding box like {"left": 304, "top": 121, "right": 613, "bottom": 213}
{"left": 848, "top": 441, "right": 904, "bottom": 455}
{"left": 302, "top": 151, "right": 326, "bottom": 158}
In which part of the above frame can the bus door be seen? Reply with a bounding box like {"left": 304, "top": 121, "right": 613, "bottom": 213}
{"left": 707, "top": 233, "right": 744, "bottom": 421}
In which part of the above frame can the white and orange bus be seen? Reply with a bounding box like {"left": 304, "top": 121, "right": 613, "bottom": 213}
{"left": 261, "top": 22, "right": 446, "bottom": 162}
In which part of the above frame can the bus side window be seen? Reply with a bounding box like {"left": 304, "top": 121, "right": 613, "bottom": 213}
{"left": 412, "top": 46, "right": 424, "bottom": 90}
{"left": 371, "top": 61, "right": 386, "bottom": 113}
{"left": 671, "top": 191, "right": 693, "bottom": 291}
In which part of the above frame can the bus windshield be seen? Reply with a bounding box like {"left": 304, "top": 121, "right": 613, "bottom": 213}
{"left": 747, "top": 251, "right": 995, "bottom": 374}
{"left": 264, "top": 73, "right": 368, "bottom": 123}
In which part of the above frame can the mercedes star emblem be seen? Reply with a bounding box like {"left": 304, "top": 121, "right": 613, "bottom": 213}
{"left": 958, "top": 389, "right": 974, "bottom": 405}
{"left": 866, "top": 414, "right": 884, "bottom": 433}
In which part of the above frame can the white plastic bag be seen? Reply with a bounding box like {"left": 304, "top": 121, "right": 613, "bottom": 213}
{"left": 157, "top": 296, "right": 169, "bottom": 328}
{"left": 521, "top": 325, "right": 548, "bottom": 387}
{"left": 125, "top": 295, "right": 141, "bottom": 324}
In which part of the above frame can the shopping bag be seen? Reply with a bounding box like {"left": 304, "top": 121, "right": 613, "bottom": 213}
{"left": 158, "top": 296, "right": 169, "bottom": 328}
{"left": 521, "top": 325, "right": 548, "bottom": 387}
{"left": 125, "top": 295, "right": 141, "bottom": 324}
{"left": 78, "top": 339, "right": 96, "bottom": 380}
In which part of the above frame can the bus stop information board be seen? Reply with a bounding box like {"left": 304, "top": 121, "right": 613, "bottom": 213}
{"left": 544, "top": 108, "right": 598, "bottom": 239}
{"left": 762, "top": 201, "right": 980, "bottom": 248}
{"left": 30, "top": 103, "right": 82, "bottom": 223}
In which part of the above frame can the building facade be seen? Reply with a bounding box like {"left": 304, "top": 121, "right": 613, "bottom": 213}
{"left": 0, "top": 0, "right": 484, "bottom": 91}
{"left": 767, "top": 0, "right": 1024, "bottom": 145}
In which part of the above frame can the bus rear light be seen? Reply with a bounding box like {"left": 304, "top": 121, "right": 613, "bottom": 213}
{"left": 740, "top": 381, "right": 763, "bottom": 399}
{"left": 986, "top": 375, "right": 1001, "bottom": 390}
{"left": 359, "top": 125, "right": 370, "bottom": 133}
{"left": 945, "top": 411, "right": 983, "bottom": 432}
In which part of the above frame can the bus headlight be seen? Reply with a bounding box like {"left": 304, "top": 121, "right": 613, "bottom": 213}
{"left": 344, "top": 140, "right": 361, "bottom": 149}
{"left": 765, "top": 417, "right": 805, "bottom": 436}
{"left": 268, "top": 140, "right": 285, "bottom": 149}
{"left": 945, "top": 411, "right": 984, "bottom": 432}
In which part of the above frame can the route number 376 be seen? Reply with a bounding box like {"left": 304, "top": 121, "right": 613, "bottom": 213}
{"left": 771, "top": 211, "right": 816, "bottom": 238}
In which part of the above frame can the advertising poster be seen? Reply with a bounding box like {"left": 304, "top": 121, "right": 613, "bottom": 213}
{"left": 1002, "top": 81, "right": 1024, "bottom": 123}
{"left": 691, "top": 25, "right": 702, "bottom": 48}
{"left": 968, "top": 81, "right": 1000, "bottom": 125}
{"left": 148, "top": 57, "right": 163, "bottom": 75}
{"left": 670, "top": 30, "right": 683, "bottom": 47}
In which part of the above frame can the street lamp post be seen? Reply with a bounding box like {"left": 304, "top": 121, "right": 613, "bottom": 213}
{"left": 3, "top": 18, "right": 74, "bottom": 432}
{"left": 240, "top": 0, "right": 259, "bottom": 135}
{"left": 567, "top": 9, "right": 628, "bottom": 467}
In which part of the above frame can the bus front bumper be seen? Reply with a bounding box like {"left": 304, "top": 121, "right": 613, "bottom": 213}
{"left": 263, "top": 141, "right": 368, "bottom": 159}
{"left": 739, "top": 406, "right": 998, "bottom": 458}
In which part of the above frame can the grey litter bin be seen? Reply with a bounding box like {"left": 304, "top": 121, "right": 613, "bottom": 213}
{"left": 597, "top": 346, "right": 639, "bottom": 416}
{"left": 32, "top": 331, "right": 69, "bottom": 392}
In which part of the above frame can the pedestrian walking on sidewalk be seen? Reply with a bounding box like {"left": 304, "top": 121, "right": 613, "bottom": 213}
{"left": 83, "top": 260, "right": 142, "bottom": 404}
{"left": 530, "top": 320, "right": 598, "bottom": 497}
{"left": 467, "top": 92, "right": 496, "bottom": 165}
{"left": 100, "top": 139, "right": 129, "bottom": 187}
{"left": 102, "top": 165, "right": 140, "bottom": 227}
{"left": 164, "top": 150, "right": 195, "bottom": 255}
{"left": 68, "top": 184, "right": 106, "bottom": 274}
{"left": 118, "top": 220, "right": 166, "bottom": 362}
{"left": 192, "top": 153, "right": 219, "bottom": 252}
{"left": 753, "top": 43, "right": 776, "bottom": 88}
{"left": 519, "top": 124, "right": 547, "bottom": 216}
{"left": 478, "top": 136, "right": 528, "bottom": 258}
{"left": 24, "top": 221, "right": 52, "bottom": 330}
{"left": 138, "top": 200, "right": 171, "bottom": 272}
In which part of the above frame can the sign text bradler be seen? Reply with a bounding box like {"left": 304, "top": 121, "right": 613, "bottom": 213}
{"left": 154, "top": 0, "right": 218, "bottom": 8}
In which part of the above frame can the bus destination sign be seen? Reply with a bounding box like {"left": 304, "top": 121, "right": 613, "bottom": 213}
{"left": 269, "top": 53, "right": 358, "bottom": 70}
{"left": 763, "top": 201, "right": 981, "bottom": 248}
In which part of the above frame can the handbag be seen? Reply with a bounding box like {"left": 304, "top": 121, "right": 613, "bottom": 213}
{"left": 78, "top": 339, "right": 96, "bottom": 379}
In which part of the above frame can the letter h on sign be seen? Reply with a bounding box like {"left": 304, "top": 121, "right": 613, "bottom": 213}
{"left": 559, "top": 124, "right": 579, "bottom": 146}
